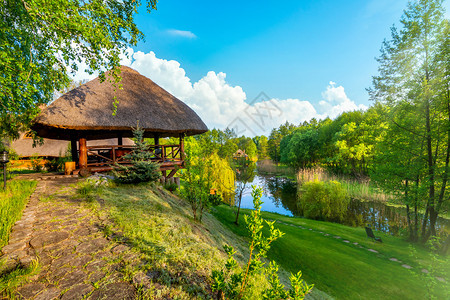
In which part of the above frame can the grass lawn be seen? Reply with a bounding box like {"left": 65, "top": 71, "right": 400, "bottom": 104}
{"left": 211, "top": 205, "right": 450, "bottom": 300}
{"left": 0, "top": 180, "right": 37, "bottom": 249}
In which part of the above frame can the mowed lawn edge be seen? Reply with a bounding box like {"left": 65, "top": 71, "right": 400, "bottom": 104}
{"left": 211, "top": 205, "right": 450, "bottom": 300}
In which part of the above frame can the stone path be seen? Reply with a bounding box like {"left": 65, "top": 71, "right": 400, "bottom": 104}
{"left": 268, "top": 219, "right": 445, "bottom": 279}
{"left": 0, "top": 176, "right": 142, "bottom": 299}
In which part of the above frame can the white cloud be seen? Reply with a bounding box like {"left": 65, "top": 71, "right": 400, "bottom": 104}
{"left": 319, "top": 81, "right": 367, "bottom": 119}
{"left": 166, "top": 29, "right": 197, "bottom": 39}
{"left": 71, "top": 48, "right": 367, "bottom": 136}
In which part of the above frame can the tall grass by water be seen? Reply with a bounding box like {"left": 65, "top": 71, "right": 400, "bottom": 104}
{"left": 257, "top": 159, "right": 295, "bottom": 178}
{"left": 297, "top": 167, "right": 391, "bottom": 202}
{"left": 0, "top": 180, "right": 37, "bottom": 249}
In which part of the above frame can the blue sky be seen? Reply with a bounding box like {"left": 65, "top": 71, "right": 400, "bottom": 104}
{"left": 74, "top": 0, "right": 450, "bottom": 136}
{"left": 134, "top": 0, "right": 436, "bottom": 106}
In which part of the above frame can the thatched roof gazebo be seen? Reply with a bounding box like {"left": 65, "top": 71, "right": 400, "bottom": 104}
{"left": 31, "top": 66, "right": 208, "bottom": 176}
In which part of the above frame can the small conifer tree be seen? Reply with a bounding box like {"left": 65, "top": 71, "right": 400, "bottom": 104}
{"left": 113, "top": 125, "right": 161, "bottom": 184}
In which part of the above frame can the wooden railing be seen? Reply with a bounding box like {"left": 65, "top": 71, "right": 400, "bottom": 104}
{"left": 85, "top": 144, "right": 183, "bottom": 168}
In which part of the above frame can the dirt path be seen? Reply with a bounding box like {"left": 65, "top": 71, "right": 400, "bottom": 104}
{"left": 1, "top": 175, "right": 141, "bottom": 299}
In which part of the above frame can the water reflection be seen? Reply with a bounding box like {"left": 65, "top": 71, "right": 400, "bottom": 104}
{"left": 237, "top": 175, "right": 449, "bottom": 236}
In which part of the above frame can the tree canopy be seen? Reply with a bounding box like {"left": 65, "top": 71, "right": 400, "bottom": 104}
{"left": 0, "top": 0, "right": 157, "bottom": 139}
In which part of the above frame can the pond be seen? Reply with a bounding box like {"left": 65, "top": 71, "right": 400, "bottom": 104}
{"left": 238, "top": 175, "right": 450, "bottom": 236}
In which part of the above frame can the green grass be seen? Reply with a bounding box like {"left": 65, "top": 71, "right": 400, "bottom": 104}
{"left": 92, "top": 182, "right": 256, "bottom": 299}
{"left": 211, "top": 205, "right": 450, "bottom": 300}
{"left": 0, "top": 180, "right": 37, "bottom": 249}
{"left": 0, "top": 260, "right": 40, "bottom": 298}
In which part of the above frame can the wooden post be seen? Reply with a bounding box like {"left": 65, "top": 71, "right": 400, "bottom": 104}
{"left": 71, "top": 138, "right": 78, "bottom": 164}
{"left": 79, "top": 137, "right": 87, "bottom": 169}
{"left": 179, "top": 134, "right": 185, "bottom": 160}
{"left": 118, "top": 132, "right": 123, "bottom": 146}
{"left": 154, "top": 133, "right": 160, "bottom": 146}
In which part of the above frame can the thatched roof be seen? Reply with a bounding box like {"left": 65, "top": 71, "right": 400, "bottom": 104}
{"left": 31, "top": 66, "right": 208, "bottom": 140}
{"left": 11, "top": 133, "right": 134, "bottom": 158}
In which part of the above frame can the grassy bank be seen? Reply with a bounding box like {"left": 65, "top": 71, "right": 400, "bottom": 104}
{"left": 88, "top": 182, "right": 279, "bottom": 299}
{"left": 0, "top": 180, "right": 37, "bottom": 249}
{"left": 212, "top": 205, "right": 450, "bottom": 299}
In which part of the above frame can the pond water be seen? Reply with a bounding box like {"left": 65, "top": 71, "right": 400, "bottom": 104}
{"left": 238, "top": 175, "right": 450, "bottom": 236}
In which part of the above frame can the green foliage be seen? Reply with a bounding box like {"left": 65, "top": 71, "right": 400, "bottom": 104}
{"left": 0, "top": 0, "right": 157, "bottom": 139}
{"left": 298, "top": 180, "right": 349, "bottom": 222}
{"left": 0, "top": 180, "right": 37, "bottom": 248}
{"left": 368, "top": 0, "right": 449, "bottom": 242}
{"left": 30, "top": 155, "right": 44, "bottom": 172}
{"left": 44, "top": 156, "right": 71, "bottom": 172}
{"left": 211, "top": 186, "right": 313, "bottom": 299}
{"left": 181, "top": 149, "right": 225, "bottom": 221}
{"left": 113, "top": 126, "right": 161, "bottom": 184}
{"left": 268, "top": 122, "right": 296, "bottom": 163}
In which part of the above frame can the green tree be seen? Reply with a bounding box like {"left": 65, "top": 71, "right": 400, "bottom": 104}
{"left": 113, "top": 126, "right": 161, "bottom": 184}
{"left": 268, "top": 122, "right": 296, "bottom": 164}
{"left": 369, "top": 0, "right": 449, "bottom": 242}
{"left": 1, "top": 0, "right": 157, "bottom": 140}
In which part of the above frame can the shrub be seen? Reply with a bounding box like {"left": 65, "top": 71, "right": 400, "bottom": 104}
{"left": 113, "top": 125, "right": 161, "bottom": 184}
{"left": 30, "top": 156, "right": 44, "bottom": 172}
{"left": 298, "top": 180, "right": 349, "bottom": 222}
{"left": 211, "top": 186, "right": 313, "bottom": 299}
{"left": 44, "top": 156, "right": 71, "bottom": 172}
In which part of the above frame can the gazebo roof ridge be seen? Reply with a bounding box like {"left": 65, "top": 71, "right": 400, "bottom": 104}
{"left": 32, "top": 65, "right": 208, "bottom": 140}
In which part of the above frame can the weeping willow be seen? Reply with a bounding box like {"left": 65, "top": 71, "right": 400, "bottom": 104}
{"left": 183, "top": 137, "right": 235, "bottom": 204}
{"left": 207, "top": 153, "right": 235, "bottom": 204}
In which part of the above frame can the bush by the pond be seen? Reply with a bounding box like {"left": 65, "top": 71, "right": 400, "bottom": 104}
{"left": 298, "top": 180, "right": 349, "bottom": 222}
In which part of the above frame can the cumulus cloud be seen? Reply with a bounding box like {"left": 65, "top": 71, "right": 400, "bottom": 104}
{"left": 70, "top": 48, "right": 367, "bottom": 136}
{"left": 166, "top": 29, "right": 197, "bottom": 39}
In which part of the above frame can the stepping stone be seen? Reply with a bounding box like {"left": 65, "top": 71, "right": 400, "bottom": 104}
{"left": 353, "top": 242, "right": 358, "bottom": 245}
{"left": 343, "top": 240, "right": 350, "bottom": 243}
{"left": 34, "top": 287, "right": 61, "bottom": 300}
{"left": 333, "top": 236, "right": 341, "bottom": 239}
{"left": 324, "top": 233, "right": 330, "bottom": 236}
{"left": 308, "top": 228, "right": 313, "bottom": 231}
{"left": 30, "top": 231, "right": 70, "bottom": 249}
{"left": 111, "top": 244, "right": 130, "bottom": 254}
{"left": 89, "top": 282, "right": 136, "bottom": 299}
{"left": 421, "top": 269, "right": 429, "bottom": 274}
{"left": 59, "top": 270, "right": 88, "bottom": 289}
{"left": 401, "top": 264, "right": 412, "bottom": 269}
{"left": 436, "top": 277, "right": 445, "bottom": 282}
{"left": 367, "top": 249, "right": 378, "bottom": 253}
{"left": 61, "top": 284, "right": 93, "bottom": 300}
{"left": 1, "top": 241, "right": 27, "bottom": 254}
{"left": 389, "top": 258, "right": 400, "bottom": 262}
{"left": 17, "top": 283, "right": 46, "bottom": 299}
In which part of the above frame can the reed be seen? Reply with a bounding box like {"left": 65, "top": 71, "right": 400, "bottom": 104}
{"left": 257, "top": 159, "right": 294, "bottom": 176}
{"left": 297, "top": 167, "right": 391, "bottom": 203}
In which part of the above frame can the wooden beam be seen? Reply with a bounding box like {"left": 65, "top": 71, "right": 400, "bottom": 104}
{"left": 79, "top": 137, "right": 87, "bottom": 169}
{"left": 179, "top": 134, "right": 185, "bottom": 160}
{"left": 167, "top": 169, "right": 177, "bottom": 178}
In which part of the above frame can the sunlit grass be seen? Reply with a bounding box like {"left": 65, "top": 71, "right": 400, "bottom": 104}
{"left": 297, "top": 167, "right": 391, "bottom": 202}
{"left": 0, "top": 180, "right": 37, "bottom": 249}
{"left": 212, "top": 205, "right": 450, "bottom": 300}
